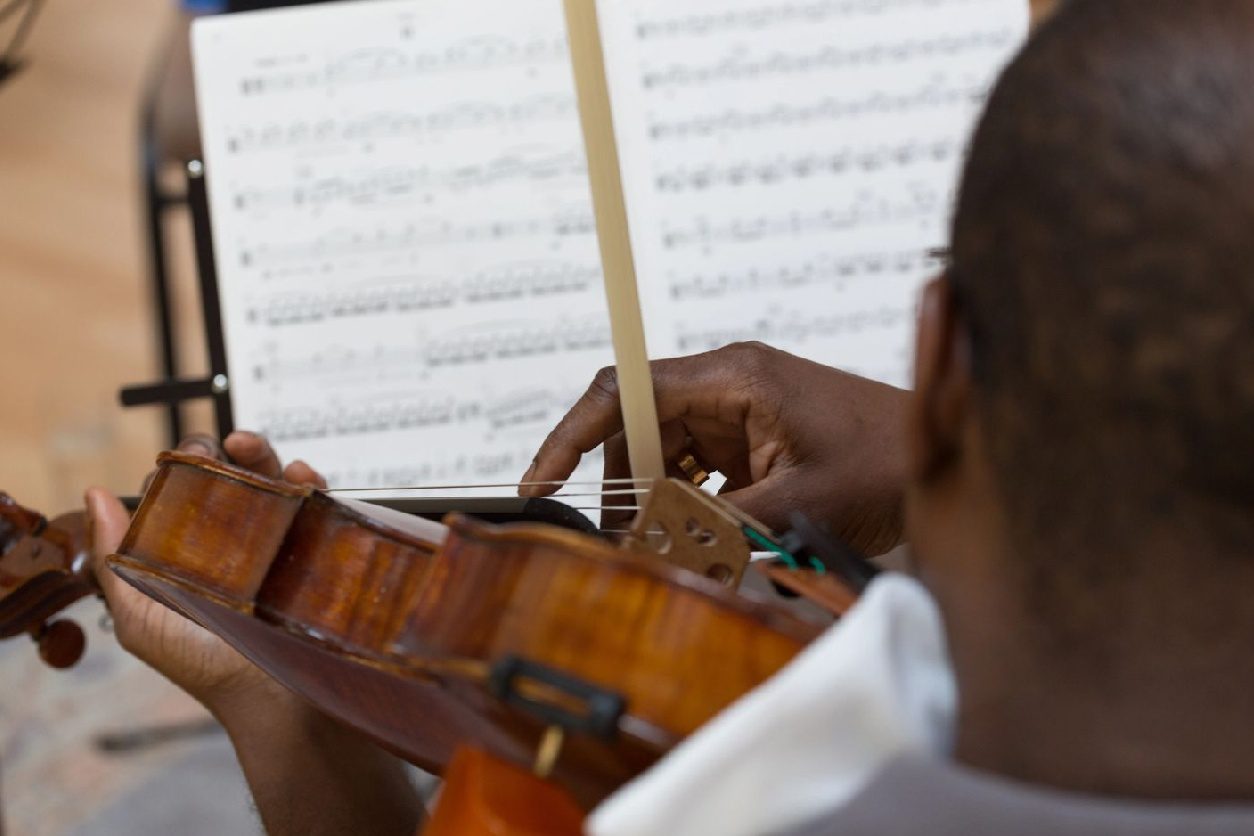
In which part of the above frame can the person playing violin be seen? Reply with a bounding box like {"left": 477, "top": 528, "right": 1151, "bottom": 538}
{"left": 81, "top": 0, "right": 1254, "bottom": 832}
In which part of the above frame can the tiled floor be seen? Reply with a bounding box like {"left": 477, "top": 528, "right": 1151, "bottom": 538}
{"left": 1, "top": 599, "right": 256, "bottom": 836}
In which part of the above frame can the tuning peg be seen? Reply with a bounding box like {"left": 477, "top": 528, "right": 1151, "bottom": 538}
{"left": 33, "top": 619, "right": 86, "bottom": 669}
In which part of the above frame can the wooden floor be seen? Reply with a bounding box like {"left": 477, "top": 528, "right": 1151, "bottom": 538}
{"left": 0, "top": 0, "right": 1057, "bottom": 833}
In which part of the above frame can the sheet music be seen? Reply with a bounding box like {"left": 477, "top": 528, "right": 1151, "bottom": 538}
{"left": 193, "top": 0, "right": 1025, "bottom": 494}
{"left": 193, "top": 0, "right": 607, "bottom": 492}
{"left": 597, "top": 0, "right": 1028, "bottom": 386}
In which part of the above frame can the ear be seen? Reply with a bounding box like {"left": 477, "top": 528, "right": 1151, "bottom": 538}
{"left": 908, "top": 275, "right": 975, "bottom": 483}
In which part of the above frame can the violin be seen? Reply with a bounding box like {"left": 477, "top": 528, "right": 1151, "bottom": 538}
{"left": 0, "top": 492, "right": 95, "bottom": 668}
{"left": 104, "top": 450, "right": 824, "bottom": 809}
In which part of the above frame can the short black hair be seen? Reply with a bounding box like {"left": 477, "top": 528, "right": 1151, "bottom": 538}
{"left": 951, "top": 0, "right": 1254, "bottom": 594}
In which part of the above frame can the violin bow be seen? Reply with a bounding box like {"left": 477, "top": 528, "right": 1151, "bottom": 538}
{"left": 562, "top": 0, "right": 666, "bottom": 486}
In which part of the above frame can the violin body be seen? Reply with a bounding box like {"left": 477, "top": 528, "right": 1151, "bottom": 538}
{"left": 108, "top": 452, "right": 820, "bottom": 805}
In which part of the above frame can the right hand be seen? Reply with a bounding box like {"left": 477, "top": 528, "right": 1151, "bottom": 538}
{"left": 522, "top": 342, "right": 909, "bottom": 556}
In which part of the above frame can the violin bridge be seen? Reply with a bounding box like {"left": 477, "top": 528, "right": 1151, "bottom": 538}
{"left": 623, "top": 479, "right": 750, "bottom": 587}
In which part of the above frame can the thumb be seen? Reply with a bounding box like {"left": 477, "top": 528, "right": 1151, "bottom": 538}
{"left": 84, "top": 487, "right": 132, "bottom": 592}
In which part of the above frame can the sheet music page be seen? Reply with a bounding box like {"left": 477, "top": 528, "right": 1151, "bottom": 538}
{"left": 193, "top": 0, "right": 609, "bottom": 493}
{"left": 597, "top": 0, "right": 1029, "bottom": 386}
{"left": 193, "top": 0, "right": 1024, "bottom": 495}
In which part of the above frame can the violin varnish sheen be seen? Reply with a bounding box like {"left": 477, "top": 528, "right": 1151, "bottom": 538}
{"left": 397, "top": 515, "right": 816, "bottom": 740}
{"left": 256, "top": 491, "right": 441, "bottom": 652}
{"left": 117, "top": 453, "right": 307, "bottom": 607}
{"left": 109, "top": 454, "right": 822, "bottom": 808}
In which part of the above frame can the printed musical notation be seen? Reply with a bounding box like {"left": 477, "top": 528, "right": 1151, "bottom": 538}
{"left": 599, "top": 0, "right": 1026, "bottom": 388}
{"left": 425, "top": 319, "right": 611, "bottom": 368}
{"left": 632, "top": 0, "right": 1010, "bottom": 40}
{"left": 668, "top": 248, "right": 933, "bottom": 301}
{"left": 317, "top": 442, "right": 602, "bottom": 494}
{"left": 676, "top": 305, "right": 914, "bottom": 353}
{"left": 250, "top": 261, "right": 600, "bottom": 326}
{"left": 258, "top": 386, "right": 584, "bottom": 444}
{"left": 191, "top": 0, "right": 1025, "bottom": 491}
{"left": 653, "top": 141, "right": 958, "bottom": 193}
{"left": 193, "top": 0, "right": 611, "bottom": 493}
{"left": 251, "top": 318, "right": 611, "bottom": 384}
{"left": 238, "top": 36, "right": 568, "bottom": 95}
{"left": 648, "top": 77, "right": 986, "bottom": 141}
{"left": 641, "top": 29, "right": 1020, "bottom": 89}
{"left": 234, "top": 149, "right": 588, "bottom": 212}
{"left": 226, "top": 95, "right": 578, "bottom": 154}
{"left": 659, "top": 187, "right": 941, "bottom": 249}
{"left": 238, "top": 208, "right": 595, "bottom": 270}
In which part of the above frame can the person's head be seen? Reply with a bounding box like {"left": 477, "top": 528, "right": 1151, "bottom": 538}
{"left": 906, "top": 0, "right": 1254, "bottom": 746}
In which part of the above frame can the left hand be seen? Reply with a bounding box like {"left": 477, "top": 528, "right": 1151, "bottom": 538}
{"left": 88, "top": 431, "right": 325, "bottom": 712}
{"left": 91, "top": 433, "right": 423, "bottom": 835}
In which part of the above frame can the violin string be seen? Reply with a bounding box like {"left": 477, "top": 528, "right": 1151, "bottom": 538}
{"left": 530, "top": 489, "right": 648, "bottom": 498}
{"left": 568, "top": 506, "right": 644, "bottom": 512}
{"left": 600, "top": 529, "right": 665, "bottom": 535}
{"left": 329, "top": 477, "right": 652, "bottom": 494}
{"left": 329, "top": 488, "right": 648, "bottom": 500}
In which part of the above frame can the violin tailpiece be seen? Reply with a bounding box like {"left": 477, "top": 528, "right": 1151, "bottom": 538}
{"left": 623, "top": 479, "right": 750, "bottom": 587}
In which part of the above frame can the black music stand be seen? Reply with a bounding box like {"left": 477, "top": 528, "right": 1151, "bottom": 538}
{"left": 120, "top": 160, "right": 236, "bottom": 441}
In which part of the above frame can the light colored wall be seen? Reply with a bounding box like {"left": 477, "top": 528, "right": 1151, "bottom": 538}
{"left": 0, "top": 0, "right": 175, "bottom": 515}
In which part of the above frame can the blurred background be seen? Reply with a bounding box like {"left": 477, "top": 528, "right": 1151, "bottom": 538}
{"left": 0, "top": 0, "right": 1057, "bottom": 832}
{"left": 1, "top": 4, "right": 303, "bottom": 832}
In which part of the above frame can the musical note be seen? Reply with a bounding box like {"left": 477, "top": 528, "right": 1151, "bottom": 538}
{"left": 632, "top": 0, "right": 1010, "bottom": 40}
{"left": 191, "top": 0, "right": 1024, "bottom": 491}
{"left": 640, "top": 29, "right": 1019, "bottom": 89}
{"left": 233, "top": 149, "right": 588, "bottom": 212}
{"left": 598, "top": 0, "right": 1025, "bottom": 389}
{"left": 257, "top": 387, "right": 583, "bottom": 443}
{"left": 239, "top": 208, "right": 595, "bottom": 270}
{"left": 667, "top": 248, "right": 932, "bottom": 300}
{"left": 423, "top": 318, "right": 611, "bottom": 368}
{"left": 319, "top": 442, "right": 602, "bottom": 493}
{"left": 659, "top": 186, "right": 941, "bottom": 249}
{"left": 648, "top": 77, "right": 986, "bottom": 141}
{"left": 675, "top": 306, "right": 914, "bottom": 353}
{"left": 238, "top": 35, "right": 569, "bottom": 96}
{"left": 653, "top": 141, "right": 958, "bottom": 193}
{"left": 226, "top": 96, "right": 578, "bottom": 155}
{"left": 248, "top": 261, "right": 601, "bottom": 326}
{"left": 194, "top": 0, "right": 613, "bottom": 496}
{"left": 250, "top": 317, "right": 610, "bottom": 384}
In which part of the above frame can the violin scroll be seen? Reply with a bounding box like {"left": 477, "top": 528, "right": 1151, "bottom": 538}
{"left": 0, "top": 491, "right": 97, "bottom": 668}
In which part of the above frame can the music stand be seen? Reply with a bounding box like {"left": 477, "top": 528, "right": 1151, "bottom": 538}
{"left": 120, "top": 160, "right": 235, "bottom": 442}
